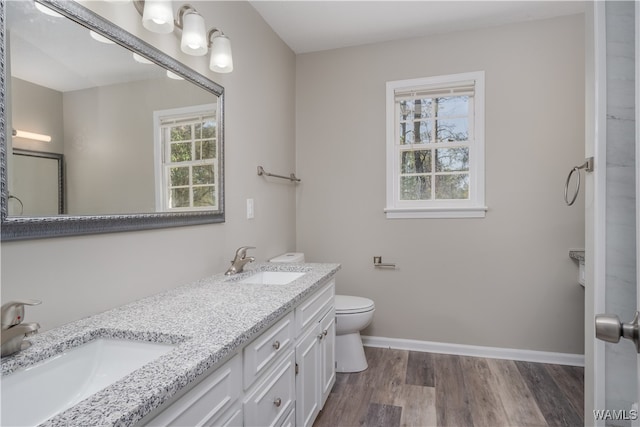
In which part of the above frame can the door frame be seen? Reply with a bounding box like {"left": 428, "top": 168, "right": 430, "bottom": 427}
{"left": 585, "top": 1, "right": 607, "bottom": 424}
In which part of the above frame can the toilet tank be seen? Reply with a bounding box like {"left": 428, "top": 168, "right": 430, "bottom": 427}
{"left": 269, "top": 252, "right": 305, "bottom": 263}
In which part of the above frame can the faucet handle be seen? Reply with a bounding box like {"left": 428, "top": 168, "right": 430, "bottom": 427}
{"left": 1, "top": 299, "right": 41, "bottom": 329}
{"left": 235, "top": 246, "right": 256, "bottom": 258}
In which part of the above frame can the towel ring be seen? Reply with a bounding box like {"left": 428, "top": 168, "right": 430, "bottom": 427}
{"left": 564, "top": 167, "right": 581, "bottom": 206}
{"left": 564, "top": 157, "right": 594, "bottom": 206}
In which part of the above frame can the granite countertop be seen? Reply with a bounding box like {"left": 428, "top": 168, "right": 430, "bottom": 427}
{"left": 569, "top": 250, "right": 585, "bottom": 262}
{"left": 1, "top": 262, "right": 341, "bottom": 427}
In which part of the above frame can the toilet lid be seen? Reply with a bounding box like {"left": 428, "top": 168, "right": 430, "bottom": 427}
{"left": 335, "top": 295, "right": 375, "bottom": 314}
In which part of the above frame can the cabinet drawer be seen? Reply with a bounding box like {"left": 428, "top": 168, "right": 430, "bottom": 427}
{"left": 145, "top": 354, "right": 241, "bottom": 427}
{"left": 211, "top": 402, "right": 243, "bottom": 427}
{"left": 244, "top": 351, "right": 295, "bottom": 427}
{"left": 244, "top": 312, "right": 294, "bottom": 388}
{"left": 280, "top": 408, "right": 295, "bottom": 427}
{"left": 295, "top": 280, "right": 335, "bottom": 335}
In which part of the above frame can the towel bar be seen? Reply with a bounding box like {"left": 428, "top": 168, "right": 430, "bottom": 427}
{"left": 257, "top": 166, "right": 301, "bottom": 183}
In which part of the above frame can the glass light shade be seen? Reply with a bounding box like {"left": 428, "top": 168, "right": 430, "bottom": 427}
{"left": 35, "top": 3, "right": 63, "bottom": 17}
{"left": 89, "top": 30, "right": 115, "bottom": 44}
{"left": 142, "top": 0, "right": 174, "bottom": 34}
{"left": 180, "top": 12, "right": 207, "bottom": 56}
{"left": 166, "top": 70, "right": 184, "bottom": 80}
{"left": 133, "top": 52, "right": 153, "bottom": 64}
{"left": 209, "top": 35, "right": 233, "bottom": 73}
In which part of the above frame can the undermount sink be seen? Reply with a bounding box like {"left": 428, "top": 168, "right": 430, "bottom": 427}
{"left": 1, "top": 338, "right": 175, "bottom": 426}
{"left": 237, "top": 271, "right": 306, "bottom": 285}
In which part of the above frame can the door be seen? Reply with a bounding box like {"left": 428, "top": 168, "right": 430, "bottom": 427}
{"left": 591, "top": 1, "right": 639, "bottom": 425}
{"left": 295, "top": 325, "right": 321, "bottom": 427}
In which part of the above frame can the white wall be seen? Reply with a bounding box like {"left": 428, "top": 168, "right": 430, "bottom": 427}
{"left": 296, "top": 15, "right": 586, "bottom": 354}
{"left": 1, "top": 1, "right": 297, "bottom": 331}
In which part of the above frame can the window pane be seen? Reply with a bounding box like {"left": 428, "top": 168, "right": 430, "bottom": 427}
{"left": 436, "top": 118, "right": 468, "bottom": 142}
{"left": 170, "top": 125, "right": 191, "bottom": 141}
{"left": 401, "top": 150, "right": 431, "bottom": 173}
{"left": 193, "top": 165, "right": 214, "bottom": 185}
{"left": 400, "top": 99, "right": 434, "bottom": 119}
{"left": 400, "top": 121, "right": 432, "bottom": 144}
{"left": 435, "top": 174, "right": 469, "bottom": 199}
{"left": 170, "top": 166, "right": 189, "bottom": 186}
{"left": 436, "top": 96, "right": 468, "bottom": 117}
{"left": 170, "top": 188, "right": 190, "bottom": 208}
{"left": 400, "top": 176, "right": 431, "bottom": 200}
{"left": 196, "top": 140, "right": 216, "bottom": 160}
{"left": 435, "top": 148, "right": 469, "bottom": 172}
{"left": 201, "top": 120, "right": 216, "bottom": 138}
{"left": 171, "top": 142, "right": 192, "bottom": 162}
{"left": 194, "top": 186, "right": 215, "bottom": 207}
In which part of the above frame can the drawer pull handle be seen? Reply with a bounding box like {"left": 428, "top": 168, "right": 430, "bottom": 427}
{"left": 272, "top": 340, "right": 281, "bottom": 350}
{"left": 323, "top": 330, "right": 328, "bottom": 336}
{"left": 274, "top": 397, "right": 282, "bottom": 407}
{"left": 317, "top": 333, "right": 324, "bottom": 340}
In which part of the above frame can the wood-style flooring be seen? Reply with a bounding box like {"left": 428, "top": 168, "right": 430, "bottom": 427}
{"left": 313, "top": 347, "right": 584, "bottom": 427}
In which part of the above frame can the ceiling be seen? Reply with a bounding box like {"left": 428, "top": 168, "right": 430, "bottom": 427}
{"left": 249, "top": 1, "right": 587, "bottom": 54}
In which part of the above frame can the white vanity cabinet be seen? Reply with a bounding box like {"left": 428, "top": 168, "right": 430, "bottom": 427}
{"left": 294, "top": 281, "right": 336, "bottom": 427}
{"left": 143, "top": 354, "right": 243, "bottom": 427}
{"left": 140, "top": 279, "right": 335, "bottom": 427}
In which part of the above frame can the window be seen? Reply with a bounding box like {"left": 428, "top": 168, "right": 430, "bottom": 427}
{"left": 385, "top": 71, "right": 486, "bottom": 218}
{"left": 154, "top": 104, "right": 219, "bottom": 212}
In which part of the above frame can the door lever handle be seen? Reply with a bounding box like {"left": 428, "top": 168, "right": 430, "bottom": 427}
{"left": 595, "top": 311, "right": 640, "bottom": 353}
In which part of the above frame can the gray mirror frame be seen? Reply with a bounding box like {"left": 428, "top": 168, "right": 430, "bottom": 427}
{"left": 0, "top": 0, "right": 225, "bottom": 241}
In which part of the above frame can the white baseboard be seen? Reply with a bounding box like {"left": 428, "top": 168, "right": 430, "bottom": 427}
{"left": 361, "top": 335, "right": 585, "bottom": 367}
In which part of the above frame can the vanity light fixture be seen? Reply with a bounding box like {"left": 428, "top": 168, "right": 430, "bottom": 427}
{"left": 176, "top": 5, "right": 207, "bottom": 56}
{"left": 208, "top": 29, "right": 233, "bottom": 73}
{"left": 12, "top": 129, "right": 52, "bottom": 143}
{"left": 132, "top": 0, "right": 233, "bottom": 72}
{"left": 141, "top": 0, "right": 174, "bottom": 34}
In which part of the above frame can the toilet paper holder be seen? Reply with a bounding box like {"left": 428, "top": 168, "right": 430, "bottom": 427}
{"left": 373, "top": 256, "right": 396, "bottom": 269}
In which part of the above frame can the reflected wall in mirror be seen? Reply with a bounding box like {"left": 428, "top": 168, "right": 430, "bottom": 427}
{"left": 1, "top": 0, "right": 225, "bottom": 240}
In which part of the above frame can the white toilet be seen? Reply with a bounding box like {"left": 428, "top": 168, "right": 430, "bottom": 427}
{"left": 269, "top": 252, "right": 375, "bottom": 373}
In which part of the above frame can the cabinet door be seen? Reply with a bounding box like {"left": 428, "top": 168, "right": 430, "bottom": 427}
{"left": 319, "top": 308, "right": 336, "bottom": 406}
{"left": 295, "top": 325, "right": 321, "bottom": 427}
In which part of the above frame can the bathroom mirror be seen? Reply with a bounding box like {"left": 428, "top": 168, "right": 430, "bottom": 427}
{"left": 0, "top": 0, "right": 225, "bottom": 240}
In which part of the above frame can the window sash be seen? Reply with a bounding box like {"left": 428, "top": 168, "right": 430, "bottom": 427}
{"left": 154, "top": 105, "right": 219, "bottom": 212}
{"left": 385, "top": 71, "right": 486, "bottom": 218}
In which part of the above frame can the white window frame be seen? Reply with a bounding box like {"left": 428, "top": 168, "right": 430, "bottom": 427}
{"left": 153, "top": 103, "right": 218, "bottom": 212}
{"left": 385, "top": 71, "right": 487, "bottom": 219}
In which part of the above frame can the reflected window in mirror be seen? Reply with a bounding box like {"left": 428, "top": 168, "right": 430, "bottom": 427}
{"left": 154, "top": 104, "right": 219, "bottom": 212}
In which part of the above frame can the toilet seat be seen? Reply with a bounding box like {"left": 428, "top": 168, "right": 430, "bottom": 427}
{"left": 335, "top": 295, "right": 375, "bottom": 315}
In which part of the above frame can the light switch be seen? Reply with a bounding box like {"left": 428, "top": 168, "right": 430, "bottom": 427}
{"left": 246, "top": 198, "right": 254, "bottom": 219}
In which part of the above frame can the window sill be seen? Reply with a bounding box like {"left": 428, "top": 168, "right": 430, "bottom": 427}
{"left": 384, "top": 206, "right": 488, "bottom": 219}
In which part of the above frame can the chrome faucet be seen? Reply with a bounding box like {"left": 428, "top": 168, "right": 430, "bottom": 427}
{"left": 225, "top": 246, "right": 255, "bottom": 275}
{"left": 1, "top": 299, "right": 41, "bottom": 357}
